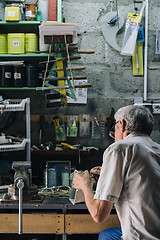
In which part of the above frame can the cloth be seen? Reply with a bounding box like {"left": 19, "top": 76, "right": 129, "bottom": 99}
{"left": 94, "top": 133, "right": 160, "bottom": 240}
{"left": 98, "top": 228, "right": 122, "bottom": 240}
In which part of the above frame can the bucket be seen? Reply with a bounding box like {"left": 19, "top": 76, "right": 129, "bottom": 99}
{"left": 25, "top": 3, "right": 37, "bottom": 21}
{"left": 0, "top": 34, "right": 7, "bottom": 54}
{"left": 26, "top": 64, "right": 39, "bottom": 87}
{"left": 37, "top": 65, "right": 44, "bottom": 87}
{"left": 8, "top": 33, "right": 25, "bottom": 54}
{"left": 13, "top": 66, "right": 25, "bottom": 87}
{"left": 0, "top": 66, "right": 12, "bottom": 87}
{"left": 25, "top": 33, "right": 38, "bottom": 54}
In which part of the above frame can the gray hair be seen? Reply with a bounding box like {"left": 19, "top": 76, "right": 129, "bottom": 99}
{"left": 114, "top": 105, "right": 154, "bottom": 136}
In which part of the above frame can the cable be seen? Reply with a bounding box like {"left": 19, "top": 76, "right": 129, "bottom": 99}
{"left": 38, "top": 186, "right": 71, "bottom": 198}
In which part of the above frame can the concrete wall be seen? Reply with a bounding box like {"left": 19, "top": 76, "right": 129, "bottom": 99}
{"left": 62, "top": 0, "right": 160, "bottom": 145}
{"left": 1, "top": 0, "right": 160, "bottom": 149}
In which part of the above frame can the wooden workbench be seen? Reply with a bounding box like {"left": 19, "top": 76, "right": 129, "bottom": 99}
{"left": 0, "top": 196, "right": 120, "bottom": 239}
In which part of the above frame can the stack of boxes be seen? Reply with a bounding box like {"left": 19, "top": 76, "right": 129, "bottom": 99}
{"left": 0, "top": 33, "right": 38, "bottom": 54}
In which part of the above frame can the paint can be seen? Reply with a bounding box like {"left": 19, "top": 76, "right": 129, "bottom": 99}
{"left": 13, "top": 66, "right": 25, "bottom": 87}
{"left": 0, "top": 66, "right": 12, "bottom": 87}
{"left": 25, "top": 3, "right": 37, "bottom": 21}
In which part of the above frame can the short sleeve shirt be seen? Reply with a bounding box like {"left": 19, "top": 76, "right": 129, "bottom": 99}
{"left": 94, "top": 133, "right": 160, "bottom": 240}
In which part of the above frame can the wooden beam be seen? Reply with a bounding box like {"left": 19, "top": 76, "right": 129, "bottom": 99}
{"left": 0, "top": 214, "right": 64, "bottom": 234}
{"left": 65, "top": 214, "right": 120, "bottom": 234}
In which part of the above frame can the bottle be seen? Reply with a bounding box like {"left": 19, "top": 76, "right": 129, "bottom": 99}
{"left": 48, "top": 168, "right": 57, "bottom": 187}
{"left": 37, "top": 8, "right": 41, "bottom": 21}
{"left": 62, "top": 167, "right": 70, "bottom": 186}
{"left": 70, "top": 120, "right": 78, "bottom": 137}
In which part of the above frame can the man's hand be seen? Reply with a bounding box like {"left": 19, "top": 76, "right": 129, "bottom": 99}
{"left": 73, "top": 169, "right": 113, "bottom": 224}
{"left": 90, "top": 166, "right": 101, "bottom": 181}
{"left": 73, "top": 170, "right": 91, "bottom": 191}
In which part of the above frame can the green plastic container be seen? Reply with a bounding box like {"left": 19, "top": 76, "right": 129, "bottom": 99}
{"left": 25, "top": 33, "right": 38, "bottom": 54}
{"left": 0, "top": 34, "right": 7, "bottom": 54}
{"left": 8, "top": 33, "right": 25, "bottom": 54}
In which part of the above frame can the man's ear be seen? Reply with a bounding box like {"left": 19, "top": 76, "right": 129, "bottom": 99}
{"left": 119, "top": 119, "right": 126, "bottom": 133}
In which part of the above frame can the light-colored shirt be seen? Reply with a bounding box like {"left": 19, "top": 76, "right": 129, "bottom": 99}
{"left": 94, "top": 133, "right": 160, "bottom": 240}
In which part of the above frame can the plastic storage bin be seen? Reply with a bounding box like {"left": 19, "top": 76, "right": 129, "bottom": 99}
{"left": 25, "top": 33, "right": 38, "bottom": 54}
{"left": 8, "top": 33, "right": 25, "bottom": 54}
{"left": 0, "top": 34, "right": 7, "bottom": 54}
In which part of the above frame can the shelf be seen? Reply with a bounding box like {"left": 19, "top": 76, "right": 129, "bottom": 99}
{"left": 0, "top": 54, "right": 50, "bottom": 57}
{"left": 32, "top": 150, "right": 89, "bottom": 156}
{"left": 0, "top": 87, "right": 38, "bottom": 90}
{"left": 0, "top": 98, "right": 29, "bottom": 112}
{"left": 0, "top": 138, "right": 30, "bottom": 152}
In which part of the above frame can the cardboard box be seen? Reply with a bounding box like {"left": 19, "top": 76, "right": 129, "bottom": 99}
{"left": 5, "top": 7, "right": 20, "bottom": 21}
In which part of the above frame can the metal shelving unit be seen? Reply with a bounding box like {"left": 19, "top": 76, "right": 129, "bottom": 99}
{"left": 0, "top": 98, "right": 31, "bottom": 162}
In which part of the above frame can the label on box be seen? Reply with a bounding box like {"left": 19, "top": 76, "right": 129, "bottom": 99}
{"left": 5, "top": 72, "right": 11, "bottom": 79}
{"left": 13, "top": 41, "right": 19, "bottom": 47}
{"left": 8, "top": 11, "right": 16, "bottom": 17}
{"left": 25, "top": 10, "right": 35, "bottom": 17}
{"left": 14, "top": 73, "right": 21, "bottom": 79}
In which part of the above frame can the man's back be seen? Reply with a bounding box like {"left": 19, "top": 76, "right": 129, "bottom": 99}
{"left": 114, "top": 133, "right": 160, "bottom": 240}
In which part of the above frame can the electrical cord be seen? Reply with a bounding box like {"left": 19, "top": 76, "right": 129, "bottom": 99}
{"left": 38, "top": 186, "right": 71, "bottom": 198}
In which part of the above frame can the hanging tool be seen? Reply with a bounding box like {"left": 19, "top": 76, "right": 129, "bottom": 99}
{"left": 52, "top": 116, "right": 66, "bottom": 140}
{"left": 132, "top": 41, "right": 143, "bottom": 75}
{"left": 37, "top": 83, "right": 92, "bottom": 91}
{"left": 52, "top": 116, "right": 60, "bottom": 126}
{"left": 26, "top": 49, "right": 94, "bottom": 54}
{"left": 39, "top": 55, "right": 81, "bottom": 64}
{"left": 108, "top": 14, "right": 119, "bottom": 25}
{"left": 39, "top": 114, "right": 44, "bottom": 145}
{"left": 42, "top": 66, "right": 85, "bottom": 73}
{"left": 56, "top": 57, "right": 67, "bottom": 106}
{"left": 43, "top": 75, "right": 87, "bottom": 81}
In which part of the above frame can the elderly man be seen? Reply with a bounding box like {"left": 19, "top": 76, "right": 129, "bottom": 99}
{"left": 73, "top": 105, "right": 160, "bottom": 240}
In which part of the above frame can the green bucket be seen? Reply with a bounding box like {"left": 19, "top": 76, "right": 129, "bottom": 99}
{"left": 0, "top": 34, "right": 7, "bottom": 54}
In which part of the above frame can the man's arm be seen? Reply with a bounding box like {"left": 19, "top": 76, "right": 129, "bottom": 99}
{"left": 73, "top": 171, "right": 113, "bottom": 223}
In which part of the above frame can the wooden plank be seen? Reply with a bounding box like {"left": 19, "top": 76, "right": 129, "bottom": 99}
{"left": 0, "top": 214, "right": 64, "bottom": 234}
{"left": 65, "top": 214, "right": 120, "bottom": 234}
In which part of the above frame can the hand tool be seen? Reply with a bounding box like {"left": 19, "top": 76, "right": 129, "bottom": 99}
{"left": 42, "top": 75, "right": 87, "bottom": 81}
{"left": 56, "top": 57, "right": 67, "bottom": 105}
{"left": 39, "top": 114, "right": 44, "bottom": 145}
{"left": 26, "top": 49, "right": 94, "bottom": 54}
{"left": 42, "top": 66, "right": 85, "bottom": 73}
{"left": 37, "top": 83, "right": 92, "bottom": 91}
{"left": 39, "top": 55, "right": 81, "bottom": 64}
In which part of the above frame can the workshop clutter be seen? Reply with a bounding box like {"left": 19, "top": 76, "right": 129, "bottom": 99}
{"left": 4, "top": 0, "right": 57, "bottom": 22}
{"left": 2, "top": 33, "right": 38, "bottom": 54}
{"left": 36, "top": 114, "right": 111, "bottom": 150}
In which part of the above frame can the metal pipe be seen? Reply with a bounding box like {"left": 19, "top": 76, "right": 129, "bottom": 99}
{"left": 144, "top": 0, "right": 149, "bottom": 101}
{"left": 26, "top": 98, "right": 31, "bottom": 162}
{"left": 57, "top": 0, "right": 62, "bottom": 23}
{"left": 17, "top": 179, "right": 24, "bottom": 235}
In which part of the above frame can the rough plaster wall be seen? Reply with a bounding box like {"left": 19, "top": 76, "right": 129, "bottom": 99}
{"left": 62, "top": 0, "right": 160, "bottom": 144}
{"left": 1, "top": 0, "right": 160, "bottom": 147}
